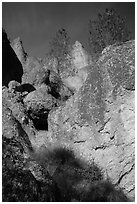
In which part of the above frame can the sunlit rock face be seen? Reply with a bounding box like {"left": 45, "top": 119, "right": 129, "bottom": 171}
{"left": 11, "top": 37, "right": 27, "bottom": 67}
{"left": 62, "top": 41, "right": 92, "bottom": 91}
{"left": 71, "top": 41, "right": 91, "bottom": 70}
{"left": 47, "top": 40, "right": 135, "bottom": 200}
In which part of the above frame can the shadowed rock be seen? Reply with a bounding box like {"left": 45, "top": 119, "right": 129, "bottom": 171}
{"left": 2, "top": 136, "right": 60, "bottom": 202}
{"left": 2, "top": 29, "right": 23, "bottom": 86}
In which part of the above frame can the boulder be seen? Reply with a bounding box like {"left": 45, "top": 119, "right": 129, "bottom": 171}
{"left": 2, "top": 29, "right": 23, "bottom": 86}
{"left": 46, "top": 40, "right": 135, "bottom": 200}
{"left": 22, "top": 57, "right": 49, "bottom": 86}
{"left": 24, "top": 85, "right": 57, "bottom": 130}
{"left": 2, "top": 86, "right": 36, "bottom": 144}
{"left": 48, "top": 69, "right": 73, "bottom": 100}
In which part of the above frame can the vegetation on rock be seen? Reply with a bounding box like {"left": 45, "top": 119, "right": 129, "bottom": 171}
{"left": 88, "top": 8, "right": 132, "bottom": 60}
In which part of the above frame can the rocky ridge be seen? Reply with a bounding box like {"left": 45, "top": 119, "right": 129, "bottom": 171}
{"left": 2, "top": 30, "right": 135, "bottom": 201}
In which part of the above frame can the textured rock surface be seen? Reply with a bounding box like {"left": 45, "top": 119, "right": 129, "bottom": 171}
{"left": 62, "top": 65, "right": 89, "bottom": 91}
{"left": 2, "top": 133, "right": 60, "bottom": 202}
{"left": 2, "top": 30, "right": 23, "bottom": 86}
{"left": 2, "top": 87, "right": 60, "bottom": 202}
{"left": 61, "top": 41, "right": 92, "bottom": 91}
{"left": 47, "top": 69, "right": 73, "bottom": 100}
{"left": 2, "top": 86, "right": 36, "bottom": 143}
{"left": 24, "top": 85, "right": 57, "bottom": 130}
{"left": 11, "top": 37, "right": 27, "bottom": 66}
{"left": 71, "top": 41, "right": 91, "bottom": 70}
{"left": 47, "top": 40, "right": 135, "bottom": 199}
{"left": 22, "top": 56, "right": 49, "bottom": 86}
{"left": 2, "top": 35, "right": 134, "bottom": 201}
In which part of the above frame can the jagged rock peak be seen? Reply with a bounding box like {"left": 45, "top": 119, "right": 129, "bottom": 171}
{"left": 71, "top": 41, "right": 92, "bottom": 70}
{"left": 2, "top": 29, "right": 23, "bottom": 86}
{"left": 72, "top": 40, "right": 84, "bottom": 49}
{"left": 11, "top": 37, "right": 27, "bottom": 66}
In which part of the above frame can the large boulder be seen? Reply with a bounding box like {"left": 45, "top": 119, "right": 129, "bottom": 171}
{"left": 24, "top": 85, "right": 57, "bottom": 130}
{"left": 22, "top": 57, "right": 49, "bottom": 87}
{"left": 2, "top": 29, "right": 23, "bottom": 86}
{"left": 46, "top": 40, "right": 135, "bottom": 200}
{"left": 2, "top": 86, "right": 36, "bottom": 144}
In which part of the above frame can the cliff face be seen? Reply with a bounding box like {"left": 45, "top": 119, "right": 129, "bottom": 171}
{"left": 2, "top": 32, "right": 135, "bottom": 201}
{"left": 2, "top": 30, "right": 23, "bottom": 86}
{"left": 46, "top": 40, "right": 135, "bottom": 199}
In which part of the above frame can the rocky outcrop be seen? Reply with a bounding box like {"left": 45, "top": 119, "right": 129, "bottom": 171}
{"left": 2, "top": 29, "right": 23, "bottom": 86}
{"left": 61, "top": 41, "right": 92, "bottom": 91}
{"left": 2, "top": 86, "right": 36, "bottom": 143}
{"left": 2, "top": 121, "right": 60, "bottom": 202}
{"left": 47, "top": 69, "right": 73, "bottom": 100}
{"left": 11, "top": 37, "right": 27, "bottom": 66}
{"left": 24, "top": 85, "right": 57, "bottom": 130}
{"left": 2, "top": 35, "right": 135, "bottom": 201}
{"left": 71, "top": 41, "right": 91, "bottom": 70}
{"left": 2, "top": 86, "right": 61, "bottom": 202}
{"left": 22, "top": 57, "right": 49, "bottom": 87}
{"left": 45, "top": 40, "right": 135, "bottom": 200}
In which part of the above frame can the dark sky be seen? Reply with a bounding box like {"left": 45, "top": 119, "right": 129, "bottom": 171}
{"left": 2, "top": 2, "right": 135, "bottom": 58}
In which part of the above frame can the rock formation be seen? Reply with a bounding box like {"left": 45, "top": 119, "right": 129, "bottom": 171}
{"left": 2, "top": 31, "right": 135, "bottom": 201}
{"left": 11, "top": 37, "right": 27, "bottom": 66}
{"left": 47, "top": 40, "right": 135, "bottom": 199}
{"left": 2, "top": 29, "right": 23, "bottom": 86}
{"left": 71, "top": 41, "right": 91, "bottom": 70}
{"left": 62, "top": 41, "right": 92, "bottom": 91}
{"left": 24, "top": 85, "right": 57, "bottom": 130}
{"left": 22, "top": 56, "right": 49, "bottom": 87}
